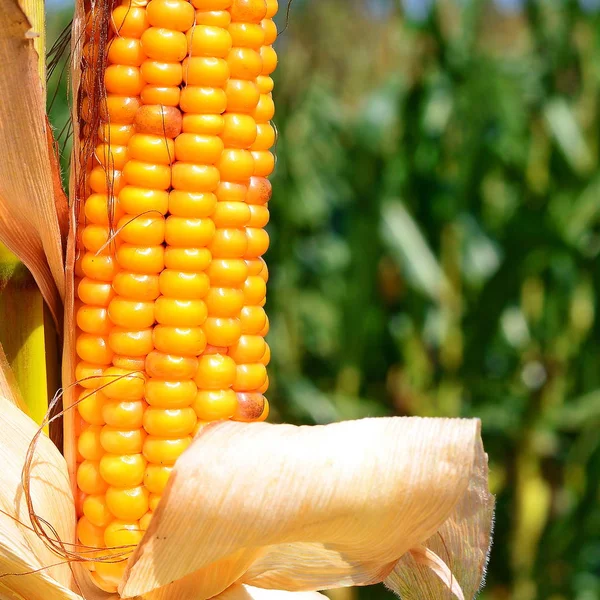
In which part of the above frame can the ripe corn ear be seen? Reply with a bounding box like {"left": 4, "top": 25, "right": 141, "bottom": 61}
{"left": 71, "top": 0, "right": 277, "bottom": 591}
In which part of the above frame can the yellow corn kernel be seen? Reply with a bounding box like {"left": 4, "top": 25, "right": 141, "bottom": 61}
{"left": 140, "top": 511, "right": 153, "bottom": 531}
{"left": 119, "top": 186, "right": 169, "bottom": 215}
{"left": 83, "top": 495, "right": 113, "bottom": 528}
{"left": 206, "top": 258, "right": 248, "bottom": 287}
{"left": 261, "top": 17, "right": 277, "bottom": 44}
{"left": 163, "top": 247, "right": 212, "bottom": 272}
{"left": 227, "top": 47, "right": 262, "bottom": 81}
{"left": 217, "top": 148, "right": 255, "bottom": 181}
{"left": 194, "top": 353, "right": 237, "bottom": 389}
{"left": 252, "top": 122, "right": 275, "bottom": 150}
{"left": 116, "top": 245, "right": 165, "bottom": 274}
{"left": 254, "top": 94, "right": 275, "bottom": 126}
{"left": 108, "top": 38, "right": 146, "bottom": 67}
{"left": 77, "top": 306, "right": 112, "bottom": 336}
{"left": 146, "top": 0, "right": 195, "bottom": 30}
{"left": 203, "top": 317, "right": 242, "bottom": 347}
{"left": 111, "top": 6, "right": 149, "bottom": 37}
{"left": 242, "top": 275, "right": 266, "bottom": 305}
{"left": 101, "top": 369, "right": 146, "bottom": 402}
{"left": 77, "top": 515, "right": 105, "bottom": 548}
{"left": 144, "top": 464, "right": 173, "bottom": 494}
{"left": 95, "top": 144, "right": 130, "bottom": 170}
{"left": 221, "top": 113, "right": 257, "bottom": 148}
{"left": 101, "top": 426, "right": 146, "bottom": 454}
{"left": 228, "top": 335, "right": 266, "bottom": 363}
{"left": 81, "top": 253, "right": 120, "bottom": 282}
{"left": 230, "top": 0, "right": 267, "bottom": 22}
{"left": 108, "top": 328, "right": 154, "bottom": 357}
{"left": 158, "top": 270, "right": 210, "bottom": 298}
{"left": 233, "top": 363, "right": 267, "bottom": 391}
{"left": 142, "top": 407, "right": 197, "bottom": 436}
{"left": 106, "top": 486, "right": 150, "bottom": 520}
{"left": 259, "top": 315, "right": 270, "bottom": 337}
{"left": 78, "top": 460, "right": 109, "bottom": 495}
{"left": 239, "top": 305, "right": 266, "bottom": 334}
{"left": 128, "top": 134, "right": 176, "bottom": 165}
{"left": 229, "top": 22, "right": 264, "bottom": 49}
{"left": 191, "top": 0, "right": 231, "bottom": 8}
{"left": 182, "top": 56, "right": 229, "bottom": 86}
{"left": 261, "top": 343, "right": 271, "bottom": 365}
{"left": 216, "top": 181, "right": 247, "bottom": 202}
{"left": 140, "top": 60, "right": 184, "bottom": 86}
{"left": 141, "top": 28, "right": 188, "bottom": 61}
{"left": 76, "top": 364, "right": 106, "bottom": 389}
{"left": 78, "top": 278, "right": 115, "bottom": 307}
{"left": 123, "top": 160, "right": 171, "bottom": 189}
{"left": 84, "top": 193, "right": 124, "bottom": 226}
{"left": 251, "top": 150, "right": 275, "bottom": 177}
{"left": 182, "top": 113, "right": 224, "bottom": 135}
{"left": 205, "top": 287, "right": 244, "bottom": 317}
{"left": 192, "top": 389, "right": 238, "bottom": 420}
{"left": 171, "top": 162, "right": 220, "bottom": 192}
{"left": 108, "top": 297, "right": 156, "bottom": 329}
{"left": 141, "top": 85, "right": 182, "bottom": 107}
{"left": 113, "top": 356, "right": 147, "bottom": 371}
{"left": 78, "top": 389, "right": 107, "bottom": 425}
{"left": 174, "top": 133, "right": 224, "bottom": 164}
{"left": 195, "top": 8, "right": 231, "bottom": 27}
{"left": 145, "top": 379, "right": 198, "bottom": 408}
{"left": 102, "top": 400, "right": 146, "bottom": 427}
{"left": 260, "top": 45, "right": 277, "bottom": 75}
{"left": 225, "top": 79, "right": 263, "bottom": 115}
{"left": 208, "top": 228, "right": 248, "bottom": 257}
{"left": 186, "top": 25, "right": 232, "bottom": 58}
{"left": 146, "top": 351, "right": 198, "bottom": 379}
{"left": 256, "top": 75, "right": 273, "bottom": 94}
{"left": 78, "top": 425, "right": 104, "bottom": 461}
{"left": 142, "top": 436, "right": 192, "bottom": 464}
{"left": 247, "top": 204, "right": 269, "bottom": 227}
{"left": 105, "top": 65, "right": 145, "bottom": 96}
{"left": 153, "top": 325, "right": 207, "bottom": 356}
{"left": 149, "top": 494, "right": 161, "bottom": 512}
{"left": 104, "top": 520, "right": 144, "bottom": 550}
{"left": 155, "top": 297, "right": 208, "bottom": 327}
{"left": 117, "top": 215, "right": 166, "bottom": 246}
{"left": 113, "top": 272, "right": 161, "bottom": 301}
{"left": 212, "top": 201, "right": 251, "bottom": 228}
{"left": 180, "top": 86, "right": 228, "bottom": 116}
{"left": 81, "top": 225, "right": 118, "bottom": 256}
{"left": 168, "top": 191, "right": 217, "bottom": 218}
{"left": 95, "top": 562, "right": 127, "bottom": 588}
{"left": 100, "top": 97, "right": 142, "bottom": 126}
{"left": 99, "top": 454, "right": 147, "bottom": 487}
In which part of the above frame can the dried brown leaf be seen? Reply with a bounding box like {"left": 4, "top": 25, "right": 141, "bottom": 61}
{"left": 0, "top": 0, "right": 66, "bottom": 327}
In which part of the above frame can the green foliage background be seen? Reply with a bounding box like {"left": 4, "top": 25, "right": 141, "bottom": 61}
{"left": 47, "top": 0, "right": 600, "bottom": 598}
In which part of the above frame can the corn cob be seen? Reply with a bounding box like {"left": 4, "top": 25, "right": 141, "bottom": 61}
{"left": 73, "top": 0, "right": 277, "bottom": 591}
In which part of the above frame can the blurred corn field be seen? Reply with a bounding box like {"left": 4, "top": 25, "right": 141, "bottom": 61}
{"left": 47, "top": 0, "right": 600, "bottom": 598}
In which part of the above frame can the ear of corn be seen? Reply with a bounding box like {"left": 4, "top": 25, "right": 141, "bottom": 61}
{"left": 72, "top": 0, "right": 277, "bottom": 590}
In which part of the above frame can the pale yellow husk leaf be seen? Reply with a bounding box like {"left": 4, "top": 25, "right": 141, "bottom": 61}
{"left": 385, "top": 434, "right": 492, "bottom": 600}
{"left": 0, "top": 395, "right": 76, "bottom": 599}
{"left": 121, "top": 418, "right": 493, "bottom": 599}
{"left": 217, "top": 584, "right": 328, "bottom": 600}
{"left": 0, "top": 0, "right": 65, "bottom": 327}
